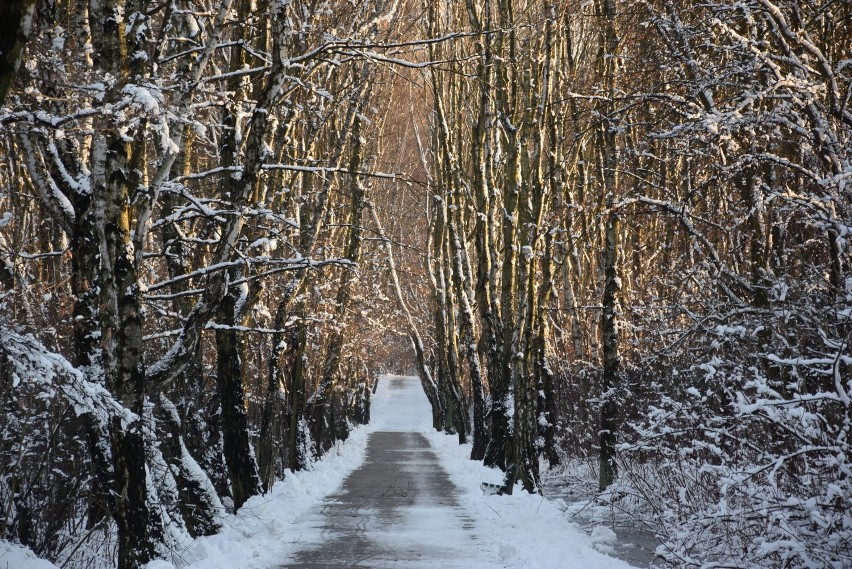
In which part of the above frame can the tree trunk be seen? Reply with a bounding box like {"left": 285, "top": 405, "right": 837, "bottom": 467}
{"left": 287, "top": 310, "right": 311, "bottom": 471}
{"left": 447, "top": 195, "right": 487, "bottom": 457}
{"left": 0, "top": 0, "right": 36, "bottom": 103}
{"left": 69, "top": 193, "right": 115, "bottom": 528}
{"left": 536, "top": 231, "right": 559, "bottom": 467}
{"left": 484, "top": 0, "right": 522, "bottom": 472}
{"left": 154, "top": 396, "right": 222, "bottom": 537}
{"left": 599, "top": 210, "right": 620, "bottom": 491}
{"left": 597, "top": 0, "right": 620, "bottom": 492}
{"left": 309, "top": 102, "right": 369, "bottom": 453}
{"left": 215, "top": 291, "right": 262, "bottom": 509}
{"left": 94, "top": 129, "right": 164, "bottom": 569}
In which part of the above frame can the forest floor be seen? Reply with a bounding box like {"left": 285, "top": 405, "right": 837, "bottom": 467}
{"left": 2, "top": 375, "right": 641, "bottom": 569}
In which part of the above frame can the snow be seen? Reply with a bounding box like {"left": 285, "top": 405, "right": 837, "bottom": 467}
{"left": 0, "top": 542, "right": 59, "bottom": 569}
{"left": 1, "top": 329, "right": 136, "bottom": 428}
{"left": 589, "top": 526, "right": 619, "bottom": 555}
{"left": 123, "top": 84, "right": 163, "bottom": 113}
{"left": 422, "top": 408, "right": 637, "bottom": 568}
{"left": 2, "top": 375, "right": 637, "bottom": 569}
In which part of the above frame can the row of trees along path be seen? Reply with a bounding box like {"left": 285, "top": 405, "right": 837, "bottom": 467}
{"left": 1, "top": 1, "right": 850, "bottom": 568}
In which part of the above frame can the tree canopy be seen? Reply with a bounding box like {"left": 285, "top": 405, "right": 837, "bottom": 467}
{"left": 1, "top": 1, "right": 850, "bottom": 568}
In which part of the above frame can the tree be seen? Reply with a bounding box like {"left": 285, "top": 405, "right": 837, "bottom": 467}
{"left": 1, "top": 0, "right": 414, "bottom": 566}
{"left": 0, "top": 0, "right": 36, "bottom": 103}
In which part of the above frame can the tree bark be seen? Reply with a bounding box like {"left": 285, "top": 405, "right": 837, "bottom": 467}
{"left": 0, "top": 0, "right": 37, "bottom": 104}
{"left": 215, "top": 291, "right": 262, "bottom": 509}
{"left": 597, "top": 0, "right": 620, "bottom": 492}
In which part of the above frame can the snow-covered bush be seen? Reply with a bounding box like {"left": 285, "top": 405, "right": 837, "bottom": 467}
{"left": 619, "top": 285, "right": 851, "bottom": 567}
{"left": 0, "top": 328, "right": 110, "bottom": 560}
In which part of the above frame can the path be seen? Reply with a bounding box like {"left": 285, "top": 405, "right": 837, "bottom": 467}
{"left": 281, "top": 376, "right": 487, "bottom": 568}
{"left": 279, "top": 376, "right": 637, "bottom": 569}
{"left": 6, "top": 377, "right": 641, "bottom": 569}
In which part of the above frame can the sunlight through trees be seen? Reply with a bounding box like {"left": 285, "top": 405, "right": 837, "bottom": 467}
{"left": 1, "top": 1, "right": 850, "bottom": 567}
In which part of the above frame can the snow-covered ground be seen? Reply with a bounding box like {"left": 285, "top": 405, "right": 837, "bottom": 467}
{"left": 0, "top": 541, "right": 59, "bottom": 569}
{"left": 2, "top": 375, "right": 638, "bottom": 569}
{"left": 542, "top": 467, "right": 659, "bottom": 567}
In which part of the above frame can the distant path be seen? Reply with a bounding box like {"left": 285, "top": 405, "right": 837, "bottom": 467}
{"left": 281, "top": 377, "right": 488, "bottom": 568}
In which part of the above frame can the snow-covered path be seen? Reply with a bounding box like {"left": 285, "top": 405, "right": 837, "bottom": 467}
{"left": 3, "top": 375, "right": 639, "bottom": 569}
{"left": 281, "top": 375, "right": 481, "bottom": 567}
{"left": 279, "top": 375, "right": 636, "bottom": 568}
{"left": 282, "top": 429, "right": 480, "bottom": 568}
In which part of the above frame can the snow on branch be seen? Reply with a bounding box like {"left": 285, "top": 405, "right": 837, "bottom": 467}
{"left": 0, "top": 328, "right": 136, "bottom": 427}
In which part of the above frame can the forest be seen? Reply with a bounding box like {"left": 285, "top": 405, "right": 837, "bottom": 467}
{"left": 0, "top": 0, "right": 850, "bottom": 567}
